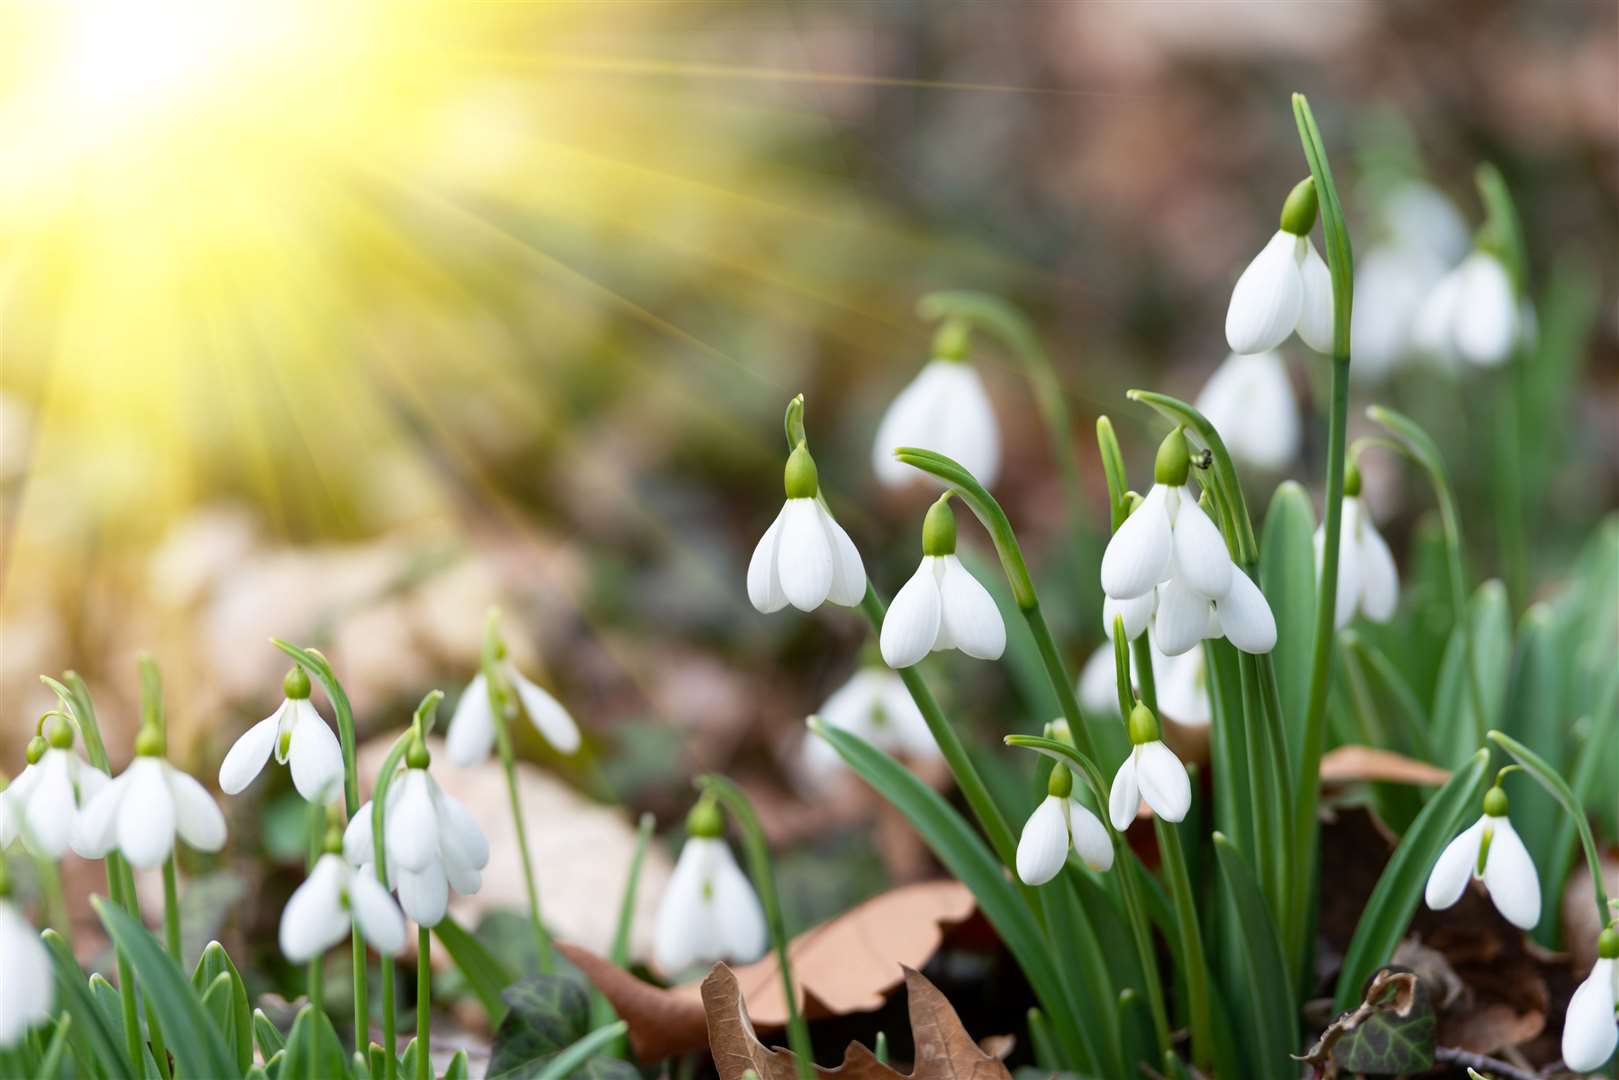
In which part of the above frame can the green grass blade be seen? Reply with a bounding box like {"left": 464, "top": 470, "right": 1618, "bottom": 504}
{"left": 280, "top": 1003, "right": 351, "bottom": 1080}
{"left": 1212, "top": 834, "right": 1297, "bottom": 1077}
{"left": 531, "top": 1021, "right": 628, "bottom": 1080}
{"left": 1537, "top": 705, "right": 1618, "bottom": 948}
{"left": 433, "top": 914, "right": 516, "bottom": 1024}
{"left": 43, "top": 929, "right": 130, "bottom": 1080}
{"left": 1260, "top": 480, "right": 1319, "bottom": 764}
{"left": 253, "top": 1009, "right": 287, "bottom": 1061}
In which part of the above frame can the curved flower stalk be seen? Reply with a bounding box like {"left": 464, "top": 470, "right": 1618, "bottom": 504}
{"left": 74, "top": 724, "right": 227, "bottom": 870}
{"left": 1315, "top": 461, "right": 1399, "bottom": 628}
{"left": 344, "top": 735, "right": 489, "bottom": 928}
{"left": 282, "top": 830, "right": 406, "bottom": 964}
{"left": 1194, "top": 351, "right": 1300, "bottom": 472}
{"left": 799, "top": 665, "right": 935, "bottom": 788}
{"left": 880, "top": 494, "right": 1005, "bottom": 669}
{"left": 446, "top": 657, "right": 580, "bottom": 766}
{"left": 2, "top": 712, "right": 109, "bottom": 857}
{"left": 871, "top": 318, "right": 1000, "bottom": 489}
{"left": 652, "top": 797, "right": 768, "bottom": 974}
{"left": 749, "top": 441, "right": 866, "bottom": 613}
{"left": 1424, "top": 772, "right": 1540, "bottom": 930}
{"left": 1015, "top": 765, "right": 1112, "bottom": 885}
{"left": 219, "top": 665, "right": 343, "bottom": 802}
{"left": 1109, "top": 702, "right": 1192, "bottom": 831}
{"left": 1225, "top": 177, "right": 1334, "bottom": 355}
{"left": 1563, "top": 923, "right": 1619, "bottom": 1073}
{"left": 0, "top": 878, "right": 52, "bottom": 1048}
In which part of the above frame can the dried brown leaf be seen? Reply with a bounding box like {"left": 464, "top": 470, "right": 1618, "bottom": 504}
{"left": 701, "top": 963, "right": 1011, "bottom": 1080}
{"left": 1319, "top": 746, "right": 1451, "bottom": 788}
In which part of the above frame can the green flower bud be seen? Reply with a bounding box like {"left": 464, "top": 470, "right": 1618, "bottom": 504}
{"left": 1127, "top": 702, "right": 1160, "bottom": 746}
{"left": 25, "top": 735, "right": 47, "bottom": 766}
{"left": 1598, "top": 926, "right": 1619, "bottom": 960}
{"left": 784, "top": 444, "right": 819, "bottom": 500}
{"left": 1153, "top": 428, "right": 1191, "bottom": 486}
{"left": 932, "top": 318, "right": 970, "bottom": 363}
{"left": 283, "top": 665, "right": 312, "bottom": 701}
{"left": 1279, "top": 177, "right": 1319, "bottom": 236}
{"left": 324, "top": 825, "right": 344, "bottom": 855}
{"left": 405, "top": 734, "right": 431, "bottom": 770}
{"left": 1043, "top": 719, "right": 1074, "bottom": 748}
{"left": 686, "top": 797, "right": 724, "bottom": 839}
{"left": 1046, "top": 764, "right": 1073, "bottom": 799}
{"left": 44, "top": 715, "right": 74, "bottom": 750}
{"left": 1344, "top": 460, "right": 1363, "bottom": 498}
{"left": 921, "top": 495, "right": 957, "bottom": 557}
{"left": 1482, "top": 785, "right": 1509, "bottom": 818}
{"left": 135, "top": 724, "right": 166, "bottom": 758}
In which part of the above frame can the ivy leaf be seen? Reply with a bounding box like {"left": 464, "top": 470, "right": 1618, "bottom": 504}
{"left": 488, "top": 973, "right": 638, "bottom": 1080}
{"left": 1298, "top": 967, "right": 1436, "bottom": 1077}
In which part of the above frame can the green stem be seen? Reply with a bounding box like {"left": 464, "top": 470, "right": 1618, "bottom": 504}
{"left": 1155, "top": 820, "right": 1213, "bottom": 1070}
{"left": 697, "top": 776, "right": 814, "bottom": 1080}
{"left": 416, "top": 928, "right": 431, "bottom": 1080}
{"left": 115, "top": 939, "right": 145, "bottom": 1076}
{"left": 161, "top": 857, "right": 181, "bottom": 965}
{"left": 492, "top": 702, "right": 553, "bottom": 974}
{"left": 35, "top": 854, "right": 72, "bottom": 952}
{"left": 1493, "top": 361, "right": 1529, "bottom": 612}
{"left": 381, "top": 956, "right": 398, "bottom": 1080}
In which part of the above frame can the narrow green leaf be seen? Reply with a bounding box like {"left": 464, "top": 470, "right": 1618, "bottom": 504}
{"left": 442, "top": 1049, "right": 470, "bottom": 1080}
{"left": 253, "top": 1009, "right": 288, "bottom": 1061}
{"left": 532, "top": 1021, "right": 628, "bottom": 1080}
{"left": 1212, "top": 834, "right": 1296, "bottom": 1077}
{"left": 1431, "top": 582, "right": 1510, "bottom": 764}
{"left": 434, "top": 914, "right": 515, "bottom": 1024}
{"left": 93, "top": 897, "right": 237, "bottom": 1080}
{"left": 200, "top": 971, "right": 252, "bottom": 1075}
{"left": 1488, "top": 729, "right": 1611, "bottom": 925}
{"left": 193, "top": 941, "right": 253, "bottom": 1073}
{"left": 280, "top": 1004, "right": 350, "bottom": 1080}
{"left": 1538, "top": 707, "right": 1619, "bottom": 948}
{"left": 43, "top": 928, "right": 133, "bottom": 1080}
{"left": 38, "top": 1013, "right": 73, "bottom": 1079}
{"left": 1260, "top": 480, "right": 1319, "bottom": 763}
{"left": 1333, "top": 749, "right": 1492, "bottom": 1012}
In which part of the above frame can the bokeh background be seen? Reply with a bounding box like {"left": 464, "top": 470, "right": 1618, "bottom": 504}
{"left": 2, "top": 0, "right": 1616, "bottom": 1001}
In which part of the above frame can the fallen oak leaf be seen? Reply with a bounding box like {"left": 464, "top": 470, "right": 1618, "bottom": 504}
{"left": 561, "top": 880, "right": 975, "bottom": 1061}
{"left": 1319, "top": 746, "right": 1451, "bottom": 788}
{"left": 702, "top": 963, "right": 1011, "bottom": 1080}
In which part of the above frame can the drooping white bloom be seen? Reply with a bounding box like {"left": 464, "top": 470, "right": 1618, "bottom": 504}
{"left": 1100, "top": 483, "right": 1232, "bottom": 605}
{"left": 219, "top": 669, "right": 342, "bottom": 803}
{"left": 1411, "top": 251, "right": 1520, "bottom": 368}
{"left": 446, "top": 665, "right": 581, "bottom": 767}
{"left": 3, "top": 721, "right": 109, "bottom": 858}
{"left": 74, "top": 733, "right": 227, "bottom": 870}
{"left": 0, "top": 899, "right": 53, "bottom": 1047}
{"left": 653, "top": 832, "right": 767, "bottom": 975}
{"left": 1350, "top": 245, "right": 1447, "bottom": 381}
{"left": 1195, "top": 352, "right": 1300, "bottom": 472}
{"left": 749, "top": 444, "right": 865, "bottom": 614}
{"left": 881, "top": 495, "right": 1004, "bottom": 669}
{"left": 800, "top": 668, "right": 934, "bottom": 787}
{"left": 343, "top": 760, "right": 489, "bottom": 929}
{"left": 1424, "top": 789, "right": 1540, "bottom": 930}
{"left": 1315, "top": 493, "right": 1398, "bottom": 629}
{"left": 872, "top": 359, "right": 1000, "bottom": 489}
{"left": 1016, "top": 766, "right": 1113, "bottom": 886}
{"left": 1077, "top": 638, "right": 1210, "bottom": 729}
{"left": 1226, "top": 230, "right": 1334, "bottom": 356}
{"left": 1153, "top": 567, "right": 1277, "bottom": 658}
{"left": 1562, "top": 933, "right": 1619, "bottom": 1074}
{"left": 280, "top": 852, "right": 406, "bottom": 963}
{"left": 1109, "top": 739, "right": 1192, "bottom": 830}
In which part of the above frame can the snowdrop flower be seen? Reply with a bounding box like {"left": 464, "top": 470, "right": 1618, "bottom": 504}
{"left": 446, "top": 655, "right": 580, "bottom": 767}
{"left": 1410, "top": 249, "right": 1520, "bottom": 368}
{"left": 0, "top": 893, "right": 52, "bottom": 1047}
{"left": 280, "top": 840, "right": 406, "bottom": 963}
{"left": 73, "top": 726, "right": 226, "bottom": 870}
{"left": 2, "top": 715, "right": 109, "bottom": 857}
{"left": 1100, "top": 429, "right": 1231, "bottom": 605}
{"left": 1195, "top": 352, "right": 1300, "bottom": 472}
{"left": 1562, "top": 925, "right": 1619, "bottom": 1074}
{"left": 880, "top": 494, "right": 1005, "bottom": 669}
{"left": 1378, "top": 181, "right": 1471, "bottom": 266}
{"left": 1077, "top": 641, "right": 1210, "bottom": 728}
{"left": 1424, "top": 781, "right": 1539, "bottom": 930}
{"left": 871, "top": 327, "right": 999, "bottom": 488}
{"left": 749, "top": 442, "right": 866, "bottom": 614}
{"left": 1350, "top": 244, "right": 1447, "bottom": 381}
{"left": 343, "top": 740, "right": 489, "bottom": 928}
{"left": 1316, "top": 465, "right": 1399, "bottom": 629}
{"left": 1226, "top": 177, "right": 1334, "bottom": 355}
{"left": 1109, "top": 703, "right": 1192, "bottom": 831}
{"left": 219, "top": 666, "right": 342, "bottom": 803}
{"left": 1016, "top": 765, "right": 1112, "bottom": 886}
{"left": 800, "top": 667, "right": 934, "bottom": 787}
{"left": 653, "top": 799, "right": 767, "bottom": 975}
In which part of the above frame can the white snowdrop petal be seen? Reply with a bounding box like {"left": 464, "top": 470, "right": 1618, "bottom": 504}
{"left": 1197, "top": 352, "right": 1299, "bottom": 471}
{"left": 776, "top": 499, "right": 835, "bottom": 612}
{"left": 1357, "top": 515, "right": 1400, "bottom": 623}
{"left": 1137, "top": 741, "right": 1192, "bottom": 823}
{"left": 218, "top": 714, "right": 280, "bottom": 795}
{"left": 446, "top": 674, "right": 498, "bottom": 766}
{"left": 1103, "top": 591, "right": 1156, "bottom": 643}
{"left": 880, "top": 680, "right": 937, "bottom": 759}
{"left": 287, "top": 702, "right": 344, "bottom": 804}
{"left": 0, "top": 786, "right": 20, "bottom": 849}
{"left": 1217, "top": 569, "right": 1278, "bottom": 655}
{"left": 120, "top": 759, "right": 177, "bottom": 869}
{"left": 871, "top": 365, "right": 941, "bottom": 487}
{"left": 818, "top": 504, "right": 868, "bottom": 607}
{"left": 937, "top": 555, "right": 1005, "bottom": 660}
{"left": 396, "top": 864, "right": 450, "bottom": 928}
{"left": 927, "top": 362, "right": 1001, "bottom": 488}
{"left": 1453, "top": 253, "right": 1518, "bottom": 367}
{"left": 1226, "top": 230, "right": 1305, "bottom": 355}
{"left": 1351, "top": 246, "right": 1439, "bottom": 380}
{"left": 1067, "top": 800, "right": 1114, "bottom": 872}
{"left": 747, "top": 506, "right": 790, "bottom": 614}
{"left": 1101, "top": 485, "right": 1174, "bottom": 600}
{"left": 167, "top": 766, "right": 227, "bottom": 853}
{"left": 24, "top": 753, "right": 76, "bottom": 857}
{"left": 1562, "top": 958, "right": 1619, "bottom": 1073}
{"left": 511, "top": 669, "right": 582, "bottom": 755}
{"left": 1077, "top": 646, "right": 1124, "bottom": 717}
{"left": 386, "top": 772, "right": 440, "bottom": 873}
{"left": 1170, "top": 496, "right": 1233, "bottom": 599}
{"left": 817, "top": 670, "right": 886, "bottom": 737}
{"left": 1480, "top": 818, "right": 1541, "bottom": 930}
{"left": 432, "top": 782, "right": 490, "bottom": 870}
{"left": 1295, "top": 238, "right": 1335, "bottom": 353}
{"left": 1108, "top": 756, "right": 1140, "bottom": 833}
{"left": 1424, "top": 816, "right": 1486, "bottom": 912}
{"left": 880, "top": 558, "right": 943, "bottom": 669}
{"left": 1410, "top": 268, "right": 1465, "bottom": 365}
{"left": 1157, "top": 648, "right": 1211, "bottom": 727}
{"left": 1016, "top": 796, "right": 1072, "bottom": 886}
{"left": 1154, "top": 575, "right": 1213, "bottom": 657}
{"left": 0, "top": 901, "right": 53, "bottom": 1045}
{"left": 72, "top": 773, "right": 127, "bottom": 859}
{"left": 710, "top": 844, "right": 769, "bottom": 963}
{"left": 653, "top": 839, "right": 721, "bottom": 974}
{"left": 75, "top": 763, "right": 110, "bottom": 808}
{"left": 350, "top": 871, "right": 407, "bottom": 957}
{"left": 344, "top": 803, "right": 375, "bottom": 868}
{"left": 280, "top": 855, "right": 348, "bottom": 963}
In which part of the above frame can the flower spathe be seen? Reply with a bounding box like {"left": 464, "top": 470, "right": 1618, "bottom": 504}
{"left": 1562, "top": 930, "right": 1619, "bottom": 1074}
{"left": 800, "top": 667, "right": 935, "bottom": 787}
{"left": 2, "top": 721, "right": 109, "bottom": 858}
{"left": 219, "top": 668, "right": 342, "bottom": 803}
{"left": 0, "top": 899, "right": 52, "bottom": 1047}
{"left": 748, "top": 444, "right": 865, "bottom": 614}
{"left": 343, "top": 763, "right": 489, "bottom": 928}
{"left": 1316, "top": 487, "right": 1398, "bottom": 629}
{"left": 652, "top": 834, "right": 768, "bottom": 975}
{"left": 280, "top": 852, "right": 407, "bottom": 963}
{"left": 73, "top": 733, "right": 226, "bottom": 870}
{"left": 871, "top": 358, "right": 1000, "bottom": 489}
{"left": 1195, "top": 352, "right": 1300, "bottom": 472}
{"left": 1411, "top": 250, "right": 1520, "bottom": 368}
{"left": 1016, "top": 767, "right": 1112, "bottom": 886}
{"left": 446, "top": 664, "right": 581, "bottom": 767}
{"left": 1423, "top": 788, "right": 1540, "bottom": 930}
